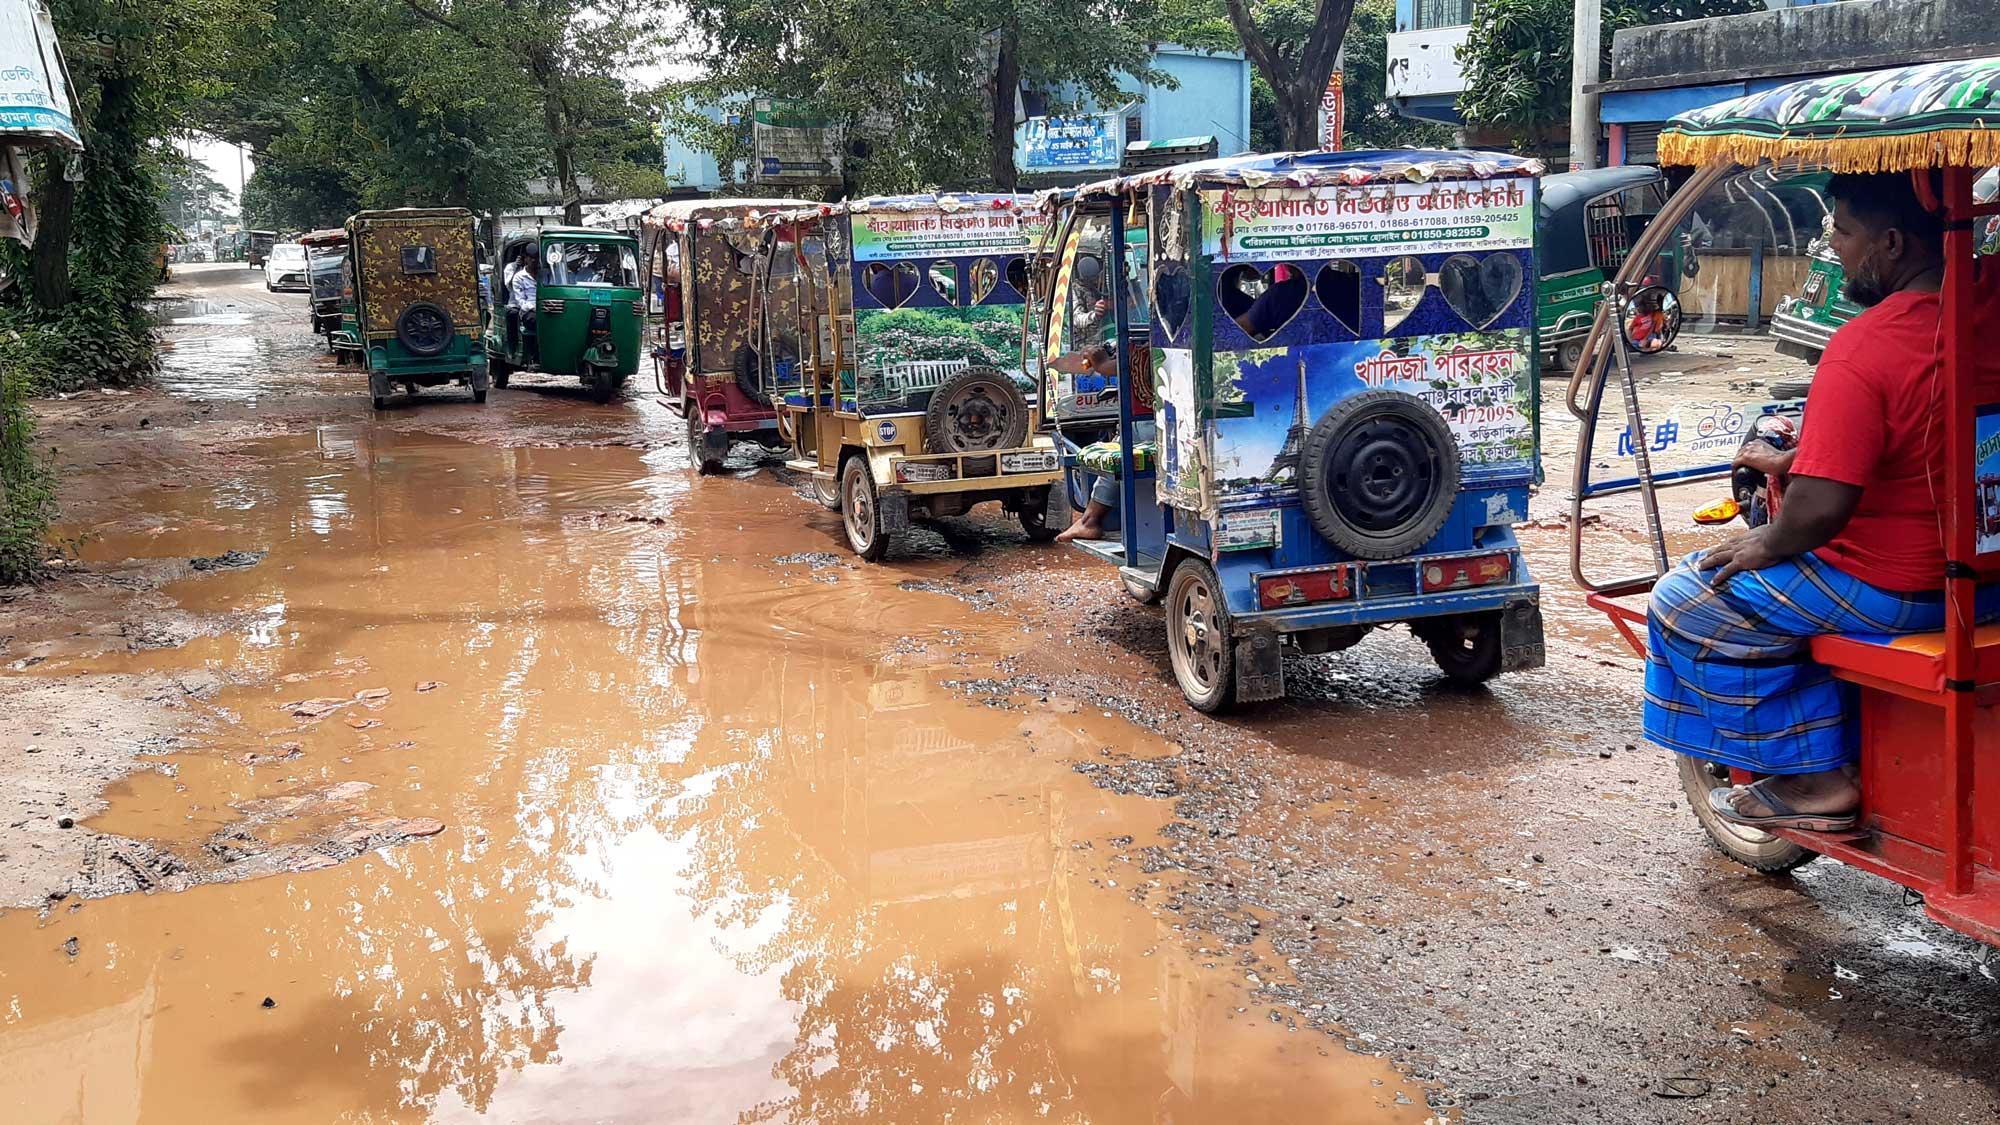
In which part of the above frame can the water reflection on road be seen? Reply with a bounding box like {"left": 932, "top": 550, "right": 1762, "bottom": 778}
{"left": 0, "top": 427, "right": 1429, "bottom": 1122}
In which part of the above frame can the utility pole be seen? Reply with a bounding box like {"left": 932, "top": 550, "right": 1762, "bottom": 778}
{"left": 1568, "top": 0, "right": 1602, "bottom": 170}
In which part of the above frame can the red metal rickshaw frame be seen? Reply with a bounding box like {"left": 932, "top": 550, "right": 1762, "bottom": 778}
{"left": 1564, "top": 67, "right": 2000, "bottom": 951}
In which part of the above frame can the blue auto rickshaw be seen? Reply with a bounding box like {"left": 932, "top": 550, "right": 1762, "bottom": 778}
{"left": 1044, "top": 149, "right": 1548, "bottom": 710}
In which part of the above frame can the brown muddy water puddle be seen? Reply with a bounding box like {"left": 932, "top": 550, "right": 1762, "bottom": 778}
{"left": 1, "top": 427, "right": 1433, "bottom": 1122}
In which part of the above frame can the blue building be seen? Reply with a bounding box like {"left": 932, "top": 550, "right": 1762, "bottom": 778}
{"left": 1013, "top": 46, "right": 1251, "bottom": 179}
{"left": 661, "top": 101, "right": 748, "bottom": 195}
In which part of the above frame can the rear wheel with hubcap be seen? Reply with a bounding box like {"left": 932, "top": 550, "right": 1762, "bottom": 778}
{"left": 1165, "top": 559, "right": 1236, "bottom": 713}
{"left": 1556, "top": 338, "right": 1584, "bottom": 372}
{"left": 1675, "top": 754, "right": 1817, "bottom": 873}
{"left": 810, "top": 475, "right": 840, "bottom": 510}
{"left": 1300, "top": 390, "right": 1460, "bottom": 559}
{"left": 840, "top": 455, "right": 893, "bottom": 561}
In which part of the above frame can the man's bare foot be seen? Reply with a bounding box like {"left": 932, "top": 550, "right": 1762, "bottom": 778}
{"left": 1719, "top": 768, "right": 1859, "bottom": 819}
{"left": 1055, "top": 519, "right": 1103, "bottom": 543}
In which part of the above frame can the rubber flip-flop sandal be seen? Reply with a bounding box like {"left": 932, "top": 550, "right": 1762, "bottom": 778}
{"left": 1707, "top": 778, "right": 1858, "bottom": 832}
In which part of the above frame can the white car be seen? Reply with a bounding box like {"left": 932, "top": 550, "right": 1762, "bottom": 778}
{"left": 264, "top": 243, "right": 309, "bottom": 291}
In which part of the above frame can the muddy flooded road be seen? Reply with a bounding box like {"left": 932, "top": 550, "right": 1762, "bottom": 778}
{"left": 5, "top": 264, "right": 1999, "bottom": 1123}
{"left": 0, "top": 369, "right": 1427, "bottom": 1119}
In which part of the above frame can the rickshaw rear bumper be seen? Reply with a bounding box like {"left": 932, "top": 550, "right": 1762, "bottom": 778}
{"left": 1238, "top": 582, "right": 1542, "bottom": 645}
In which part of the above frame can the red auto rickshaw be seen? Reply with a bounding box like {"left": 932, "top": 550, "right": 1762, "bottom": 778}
{"left": 640, "top": 198, "right": 803, "bottom": 472}
{"left": 1568, "top": 57, "right": 2000, "bottom": 953}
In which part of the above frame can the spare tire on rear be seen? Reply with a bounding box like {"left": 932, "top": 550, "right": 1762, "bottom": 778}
{"left": 733, "top": 344, "right": 768, "bottom": 407}
{"left": 1299, "top": 389, "right": 1460, "bottom": 559}
{"left": 395, "top": 302, "right": 453, "bottom": 357}
{"left": 924, "top": 365, "right": 1030, "bottom": 454}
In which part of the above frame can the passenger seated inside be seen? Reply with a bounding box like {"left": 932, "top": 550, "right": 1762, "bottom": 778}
{"left": 1222, "top": 263, "right": 1308, "bottom": 338}
{"left": 1053, "top": 339, "right": 1153, "bottom": 543}
{"left": 1646, "top": 171, "right": 2000, "bottom": 832}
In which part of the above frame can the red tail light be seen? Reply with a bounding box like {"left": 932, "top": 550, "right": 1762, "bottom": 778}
{"left": 1257, "top": 566, "right": 1353, "bottom": 609}
{"left": 1421, "top": 553, "right": 1513, "bottom": 593}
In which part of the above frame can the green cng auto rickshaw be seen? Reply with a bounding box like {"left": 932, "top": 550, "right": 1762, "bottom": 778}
{"left": 1535, "top": 166, "right": 1678, "bottom": 370}
{"left": 347, "top": 208, "right": 489, "bottom": 410}
{"left": 485, "top": 227, "right": 643, "bottom": 404}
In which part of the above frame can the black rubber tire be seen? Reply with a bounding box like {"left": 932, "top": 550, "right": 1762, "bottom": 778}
{"left": 1555, "top": 338, "right": 1585, "bottom": 372}
{"left": 811, "top": 475, "right": 840, "bottom": 510}
{"left": 924, "top": 365, "right": 1031, "bottom": 454}
{"left": 688, "top": 410, "right": 725, "bottom": 474}
{"left": 491, "top": 359, "right": 511, "bottom": 389}
{"left": 473, "top": 388, "right": 487, "bottom": 404}
{"left": 840, "top": 455, "right": 892, "bottom": 562}
{"left": 1019, "top": 504, "right": 1058, "bottom": 543}
{"left": 1675, "top": 753, "right": 1818, "bottom": 873}
{"left": 1299, "top": 389, "right": 1460, "bottom": 560}
{"left": 733, "top": 345, "right": 768, "bottom": 407}
{"left": 371, "top": 395, "right": 388, "bottom": 411}
{"left": 1165, "top": 559, "right": 1237, "bottom": 713}
{"left": 1770, "top": 378, "right": 1813, "bottom": 400}
{"left": 1418, "top": 613, "right": 1504, "bottom": 686}
{"left": 590, "top": 369, "right": 615, "bottom": 405}
{"left": 395, "top": 302, "right": 453, "bottom": 358}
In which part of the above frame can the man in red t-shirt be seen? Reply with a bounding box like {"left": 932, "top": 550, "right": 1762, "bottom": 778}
{"left": 1645, "top": 172, "right": 1965, "bottom": 832}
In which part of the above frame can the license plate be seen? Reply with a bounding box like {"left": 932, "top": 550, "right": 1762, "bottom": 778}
{"left": 589, "top": 289, "right": 612, "bottom": 305}
{"left": 1000, "top": 450, "right": 1057, "bottom": 473}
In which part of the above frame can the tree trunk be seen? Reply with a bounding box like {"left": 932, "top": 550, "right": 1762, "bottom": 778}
{"left": 988, "top": 20, "right": 1020, "bottom": 192}
{"left": 529, "top": 52, "right": 583, "bottom": 225}
{"left": 1277, "top": 81, "right": 1321, "bottom": 152}
{"left": 30, "top": 159, "right": 74, "bottom": 310}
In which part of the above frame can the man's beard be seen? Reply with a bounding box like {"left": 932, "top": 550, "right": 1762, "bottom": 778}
{"left": 1843, "top": 266, "right": 1888, "bottom": 308}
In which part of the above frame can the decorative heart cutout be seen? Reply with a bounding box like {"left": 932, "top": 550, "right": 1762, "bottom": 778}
{"left": 1380, "top": 256, "right": 1427, "bottom": 332}
{"left": 969, "top": 257, "right": 999, "bottom": 304}
{"left": 927, "top": 259, "right": 960, "bottom": 304}
{"left": 1439, "top": 252, "right": 1523, "bottom": 329}
{"left": 1219, "top": 263, "right": 1308, "bottom": 342}
{"left": 1314, "top": 261, "right": 1362, "bottom": 335}
{"left": 1005, "top": 256, "right": 1031, "bottom": 298}
{"left": 1151, "top": 264, "right": 1191, "bottom": 341}
{"left": 862, "top": 261, "right": 922, "bottom": 308}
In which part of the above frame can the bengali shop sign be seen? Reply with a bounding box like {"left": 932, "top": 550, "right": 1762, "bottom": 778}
{"left": 1200, "top": 180, "right": 1534, "bottom": 260}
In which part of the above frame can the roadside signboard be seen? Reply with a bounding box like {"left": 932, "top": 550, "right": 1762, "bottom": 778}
{"left": 0, "top": 0, "right": 80, "bottom": 149}
{"left": 1317, "top": 71, "right": 1344, "bottom": 152}
{"left": 1021, "top": 112, "right": 1123, "bottom": 173}
{"left": 1199, "top": 179, "right": 1535, "bottom": 260}
{"left": 752, "top": 98, "right": 842, "bottom": 186}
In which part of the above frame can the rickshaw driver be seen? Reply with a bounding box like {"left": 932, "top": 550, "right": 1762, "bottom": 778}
{"left": 1646, "top": 172, "right": 2000, "bottom": 831}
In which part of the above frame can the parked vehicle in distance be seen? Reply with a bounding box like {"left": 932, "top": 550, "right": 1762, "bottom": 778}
{"left": 642, "top": 198, "right": 802, "bottom": 469}
{"left": 265, "top": 241, "right": 309, "bottom": 291}
{"left": 299, "top": 228, "right": 350, "bottom": 343}
{"left": 485, "top": 227, "right": 644, "bottom": 403}
{"left": 346, "top": 208, "right": 488, "bottom": 409}
{"left": 246, "top": 229, "right": 277, "bottom": 270}
{"left": 1536, "top": 166, "right": 1681, "bottom": 371}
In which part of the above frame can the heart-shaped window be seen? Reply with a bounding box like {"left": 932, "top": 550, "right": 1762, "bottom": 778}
{"left": 862, "top": 261, "right": 922, "bottom": 308}
{"left": 1005, "top": 256, "right": 1030, "bottom": 298}
{"left": 927, "top": 259, "right": 959, "bottom": 304}
{"left": 1439, "top": 253, "right": 1523, "bottom": 329}
{"left": 1151, "top": 264, "right": 1191, "bottom": 341}
{"left": 1314, "top": 261, "right": 1362, "bottom": 335}
{"left": 1380, "top": 256, "right": 1427, "bottom": 332}
{"left": 968, "top": 257, "right": 999, "bottom": 304}
{"left": 1219, "top": 263, "right": 1308, "bottom": 342}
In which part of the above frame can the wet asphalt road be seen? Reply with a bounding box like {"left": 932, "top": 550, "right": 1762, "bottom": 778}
{"left": 0, "top": 263, "right": 1994, "bottom": 1123}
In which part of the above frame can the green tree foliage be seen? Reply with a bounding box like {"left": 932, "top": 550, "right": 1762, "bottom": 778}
{"left": 1457, "top": 0, "right": 1761, "bottom": 151}
{"left": 673, "top": 0, "right": 1162, "bottom": 194}
{"left": 205, "top": 0, "right": 664, "bottom": 230}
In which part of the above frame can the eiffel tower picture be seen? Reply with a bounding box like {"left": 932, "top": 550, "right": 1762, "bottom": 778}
{"left": 1265, "top": 357, "right": 1310, "bottom": 485}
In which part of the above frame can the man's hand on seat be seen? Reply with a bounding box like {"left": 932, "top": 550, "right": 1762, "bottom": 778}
{"left": 1700, "top": 474, "right": 1863, "bottom": 587}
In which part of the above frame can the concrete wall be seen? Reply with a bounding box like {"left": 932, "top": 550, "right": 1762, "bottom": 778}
{"left": 1608, "top": 0, "right": 2000, "bottom": 91}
